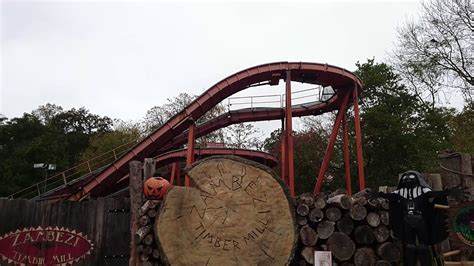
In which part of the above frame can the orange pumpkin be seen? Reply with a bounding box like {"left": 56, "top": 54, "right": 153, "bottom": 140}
{"left": 144, "top": 177, "right": 171, "bottom": 199}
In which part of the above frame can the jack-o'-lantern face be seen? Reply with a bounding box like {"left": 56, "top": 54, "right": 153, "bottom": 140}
{"left": 144, "top": 177, "right": 170, "bottom": 199}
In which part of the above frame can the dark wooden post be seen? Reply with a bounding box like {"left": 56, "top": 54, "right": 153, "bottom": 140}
{"left": 143, "top": 158, "right": 155, "bottom": 180}
{"left": 460, "top": 154, "right": 473, "bottom": 199}
{"left": 129, "top": 161, "right": 143, "bottom": 266}
{"left": 185, "top": 123, "right": 196, "bottom": 187}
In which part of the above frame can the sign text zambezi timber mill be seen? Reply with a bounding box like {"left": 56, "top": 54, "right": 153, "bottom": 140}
{"left": 155, "top": 156, "right": 297, "bottom": 265}
{"left": 0, "top": 226, "right": 93, "bottom": 265}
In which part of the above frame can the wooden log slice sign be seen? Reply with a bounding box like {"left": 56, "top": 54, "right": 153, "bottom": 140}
{"left": 155, "top": 156, "right": 297, "bottom": 265}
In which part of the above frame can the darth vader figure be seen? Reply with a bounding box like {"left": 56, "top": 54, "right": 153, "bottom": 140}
{"left": 368, "top": 170, "right": 469, "bottom": 266}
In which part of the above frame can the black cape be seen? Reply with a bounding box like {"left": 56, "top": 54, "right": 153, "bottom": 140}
{"left": 388, "top": 171, "right": 448, "bottom": 245}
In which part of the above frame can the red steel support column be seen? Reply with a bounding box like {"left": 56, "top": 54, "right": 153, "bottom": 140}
{"left": 314, "top": 91, "right": 351, "bottom": 194}
{"left": 343, "top": 114, "right": 352, "bottom": 196}
{"left": 285, "top": 70, "right": 295, "bottom": 196}
{"left": 353, "top": 85, "right": 365, "bottom": 191}
{"left": 185, "top": 123, "right": 196, "bottom": 187}
{"left": 176, "top": 164, "right": 181, "bottom": 186}
{"left": 170, "top": 162, "right": 178, "bottom": 185}
{"left": 281, "top": 119, "right": 287, "bottom": 185}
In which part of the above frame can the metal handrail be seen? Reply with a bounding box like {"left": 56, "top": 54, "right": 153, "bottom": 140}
{"left": 7, "top": 139, "right": 139, "bottom": 199}
{"left": 227, "top": 87, "right": 328, "bottom": 110}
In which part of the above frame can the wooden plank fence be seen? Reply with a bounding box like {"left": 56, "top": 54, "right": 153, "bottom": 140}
{"left": 0, "top": 197, "right": 130, "bottom": 266}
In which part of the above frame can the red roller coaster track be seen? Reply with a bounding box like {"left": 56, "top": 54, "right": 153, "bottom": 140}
{"left": 44, "top": 62, "right": 363, "bottom": 201}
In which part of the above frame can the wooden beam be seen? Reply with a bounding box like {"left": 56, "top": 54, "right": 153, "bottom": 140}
{"left": 129, "top": 161, "right": 143, "bottom": 266}
{"left": 185, "top": 123, "right": 196, "bottom": 187}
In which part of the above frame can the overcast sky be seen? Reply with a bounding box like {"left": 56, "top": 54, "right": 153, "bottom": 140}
{"left": 2, "top": 0, "right": 426, "bottom": 125}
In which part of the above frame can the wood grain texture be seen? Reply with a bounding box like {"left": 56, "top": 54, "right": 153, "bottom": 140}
{"left": 155, "top": 156, "right": 297, "bottom": 265}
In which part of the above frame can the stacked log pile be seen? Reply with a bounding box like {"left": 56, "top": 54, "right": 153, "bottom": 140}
{"left": 294, "top": 190, "right": 401, "bottom": 266}
{"left": 136, "top": 199, "right": 162, "bottom": 266}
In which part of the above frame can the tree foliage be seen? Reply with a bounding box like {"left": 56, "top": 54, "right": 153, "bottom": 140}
{"left": 263, "top": 124, "right": 329, "bottom": 195}
{"left": 353, "top": 60, "right": 455, "bottom": 188}
{"left": 450, "top": 103, "right": 474, "bottom": 152}
{"left": 224, "top": 123, "right": 262, "bottom": 150}
{"left": 391, "top": 0, "right": 473, "bottom": 104}
{"left": 0, "top": 105, "right": 113, "bottom": 196}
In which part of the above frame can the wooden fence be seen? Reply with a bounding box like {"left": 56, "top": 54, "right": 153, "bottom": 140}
{"left": 0, "top": 197, "right": 130, "bottom": 266}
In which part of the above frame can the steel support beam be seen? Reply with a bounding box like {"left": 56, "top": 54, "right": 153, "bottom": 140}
{"left": 343, "top": 114, "right": 352, "bottom": 196}
{"left": 353, "top": 85, "right": 365, "bottom": 191}
{"left": 185, "top": 123, "right": 196, "bottom": 187}
{"left": 281, "top": 121, "right": 287, "bottom": 185}
{"left": 170, "top": 162, "right": 178, "bottom": 185}
{"left": 314, "top": 91, "right": 351, "bottom": 194}
{"left": 285, "top": 70, "right": 295, "bottom": 196}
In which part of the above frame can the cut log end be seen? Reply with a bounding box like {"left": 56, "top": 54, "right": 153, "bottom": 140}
{"left": 327, "top": 232, "right": 356, "bottom": 261}
{"left": 156, "top": 156, "right": 297, "bottom": 265}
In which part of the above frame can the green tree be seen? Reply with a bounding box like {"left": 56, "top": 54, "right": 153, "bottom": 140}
{"left": 79, "top": 119, "right": 142, "bottom": 164}
{"left": 263, "top": 124, "right": 329, "bottom": 195}
{"left": 450, "top": 103, "right": 474, "bottom": 152}
{"left": 0, "top": 114, "right": 68, "bottom": 196}
{"left": 353, "top": 59, "right": 455, "bottom": 188}
{"left": 0, "top": 104, "right": 114, "bottom": 197}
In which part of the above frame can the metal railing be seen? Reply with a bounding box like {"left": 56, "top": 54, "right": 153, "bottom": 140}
{"left": 7, "top": 139, "right": 139, "bottom": 199}
{"left": 226, "top": 86, "right": 333, "bottom": 111}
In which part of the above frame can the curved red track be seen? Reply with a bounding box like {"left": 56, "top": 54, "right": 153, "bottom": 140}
{"left": 67, "top": 62, "right": 362, "bottom": 200}
{"left": 39, "top": 147, "right": 278, "bottom": 200}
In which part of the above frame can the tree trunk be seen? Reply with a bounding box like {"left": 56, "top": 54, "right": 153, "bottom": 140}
{"left": 298, "top": 192, "right": 315, "bottom": 207}
{"left": 379, "top": 211, "right": 389, "bottom": 226}
{"left": 300, "top": 225, "right": 318, "bottom": 246}
{"left": 314, "top": 197, "right": 327, "bottom": 209}
{"left": 139, "top": 215, "right": 151, "bottom": 226}
{"left": 147, "top": 209, "right": 156, "bottom": 218}
{"left": 135, "top": 225, "right": 152, "bottom": 244}
{"left": 375, "top": 260, "right": 391, "bottom": 266}
{"left": 337, "top": 215, "right": 354, "bottom": 235}
{"left": 325, "top": 207, "right": 342, "bottom": 221}
{"left": 297, "top": 203, "right": 310, "bottom": 217}
{"left": 317, "top": 220, "right": 335, "bottom": 240}
{"left": 152, "top": 249, "right": 160, "bottom": 259}
{"left": 354, "top": 225, "right": 375, "bottom": 245}
{"left": 373, "top": 225, "right": 389, "bottom": 243}
{"left": 366, "top": 212, "right": 381, "bottom": 227}
{"left": 350, "top": 205, "right": 367, "bottom": 221}
{"left": 301, "top": 246, "right": 315, "bottom": 265}
{"left": 144, "top": 234, "right": 154, "bottom": 246}
{"left": 353, "top": 248, "right": 376, "bottom": 266}
{"left": 328, "top": 188, "right": 348, "bottom": 198}
{"left": 297, "top": 215, "right": 308, "bottom": 226}
{"left": 353, "top": 196, "right": 367, "bottom": 206}
{"left": 326, "top": 232, "right": 356, "bottom": 261}
{"left": 155, "top": 156, "right": 297, "bottom": 265}
{"left": 308, "top": 208, "right": 324, "bottom": 223}
{"left": 327, "top": 194, "right": 352, "bottom": 210}
{"left": 376, "top": 242, "right": 401, "bottom": 263}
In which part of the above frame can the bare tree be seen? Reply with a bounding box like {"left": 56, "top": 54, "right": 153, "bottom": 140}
{"left": 224, "top": 123, "right": 263, "bottom": 150}
{"left": 143, "top": 92, "right": 226, "bottom": 146}
{"left": 391, "top": 0, "right": 473, "bottom": 105}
